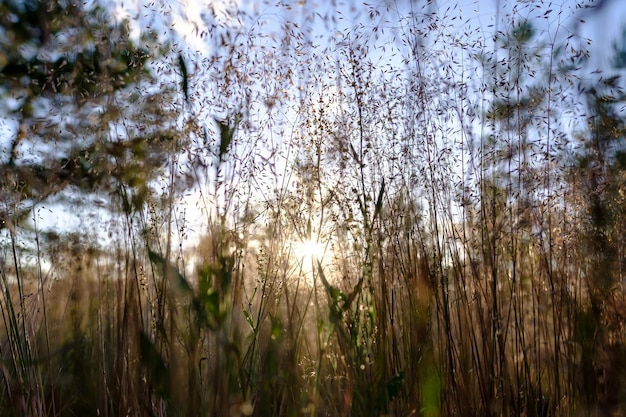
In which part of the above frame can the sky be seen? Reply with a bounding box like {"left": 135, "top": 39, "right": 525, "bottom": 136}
{"left": 113, "top": 0, "right": 625, "bottom": 57}
{"left": 579, "top": 0, "right": 626, "bottom": 68}
{"left": 5, "top": 0, "right": 626, "bottom": 260}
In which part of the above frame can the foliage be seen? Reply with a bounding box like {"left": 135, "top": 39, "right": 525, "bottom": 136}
{"left": 0, "top": 0, "right": 180, "bottom": 226}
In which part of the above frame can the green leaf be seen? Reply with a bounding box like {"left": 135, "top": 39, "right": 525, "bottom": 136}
{"left": 242, "top": 308, "right": 256, "bottom": 332}
{"left": 328, "top": 285, "right": 346, "bottom": 304}
{"left": 139, "top": 331, "right": 170, "bottom": 402}
{"left": 148, "top": 249, "right": 193, "bottom": 294}
{"left": 197, "top": 263, "right": 213, "bottom": 293}
{"left": 373, "top": 178, "right": 385, "bottom": 222}
{"left": 271, "top": 318, "right": 283, "bottom": 342}
{"left": 216, "top": 113, "right": 242, "bottom": 163}
{"left": 368, "top": 303, "right": 376, "bottom": 323}
{"left": 421, "top": 367, "right": 441, "bottom": 417}
{"left": 178, "top": 53, "right": 189, "bottom": 103}
{"left": 217, "top": 119, "right": 233, "bottom": 163}
{"left": 202, "top": 290, "right": 221, "bottom": 321}
{"left": 218, "top": 253, "right": 234, "bottom": 290}
{"left": 386, "top": 370, "right": 405, "bottom": 401}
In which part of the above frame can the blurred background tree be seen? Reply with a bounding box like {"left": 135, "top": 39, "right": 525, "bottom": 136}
{"left": 567, "top": 72, "right": 626, "bottom": 413}
{"left": 0, "top": 0, "right": 181, "bottom": 229}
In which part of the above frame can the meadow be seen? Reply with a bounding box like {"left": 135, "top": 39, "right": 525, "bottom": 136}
{"left": 0, "top": 0, "right": 625, "bottom": 416}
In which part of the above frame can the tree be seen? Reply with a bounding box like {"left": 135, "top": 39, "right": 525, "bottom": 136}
{"left": 568, "top": 73, "right": 626, "bottom": 412}
{"left": 0, "top": 0, "right": 180, "bottom": 229}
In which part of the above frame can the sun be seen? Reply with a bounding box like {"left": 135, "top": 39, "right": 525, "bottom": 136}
{"left": 290, "top": 236, "right": 330, "bottom": 287}
{"left": 293, "top": 237, "right": 325, "bottom": 261}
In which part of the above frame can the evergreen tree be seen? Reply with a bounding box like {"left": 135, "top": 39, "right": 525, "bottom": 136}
{"left": 569, "top": 73, "right": 626, "bottom": 412}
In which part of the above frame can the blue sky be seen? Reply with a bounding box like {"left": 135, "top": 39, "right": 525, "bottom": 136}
{"left": 5, "top": 0, "right": 626, "bottom": 250}
{"left": 105, "top": 0, "right": 626, "bottom": 86}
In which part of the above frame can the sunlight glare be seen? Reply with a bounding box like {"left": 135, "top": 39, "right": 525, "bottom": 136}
{"left": 291, "top": 236, "right": 332, "bottom": 287}
{"left": 293, "top": 238, "right": 325, "bottom": 261}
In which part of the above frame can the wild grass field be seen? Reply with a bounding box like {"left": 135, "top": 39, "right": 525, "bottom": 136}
{"left": 1, "top": 0, "right": 625, "bottom": 416}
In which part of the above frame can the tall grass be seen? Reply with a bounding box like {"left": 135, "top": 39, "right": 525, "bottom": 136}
{"left": 1, "top": 1, "right": 625, "bottom": 416}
